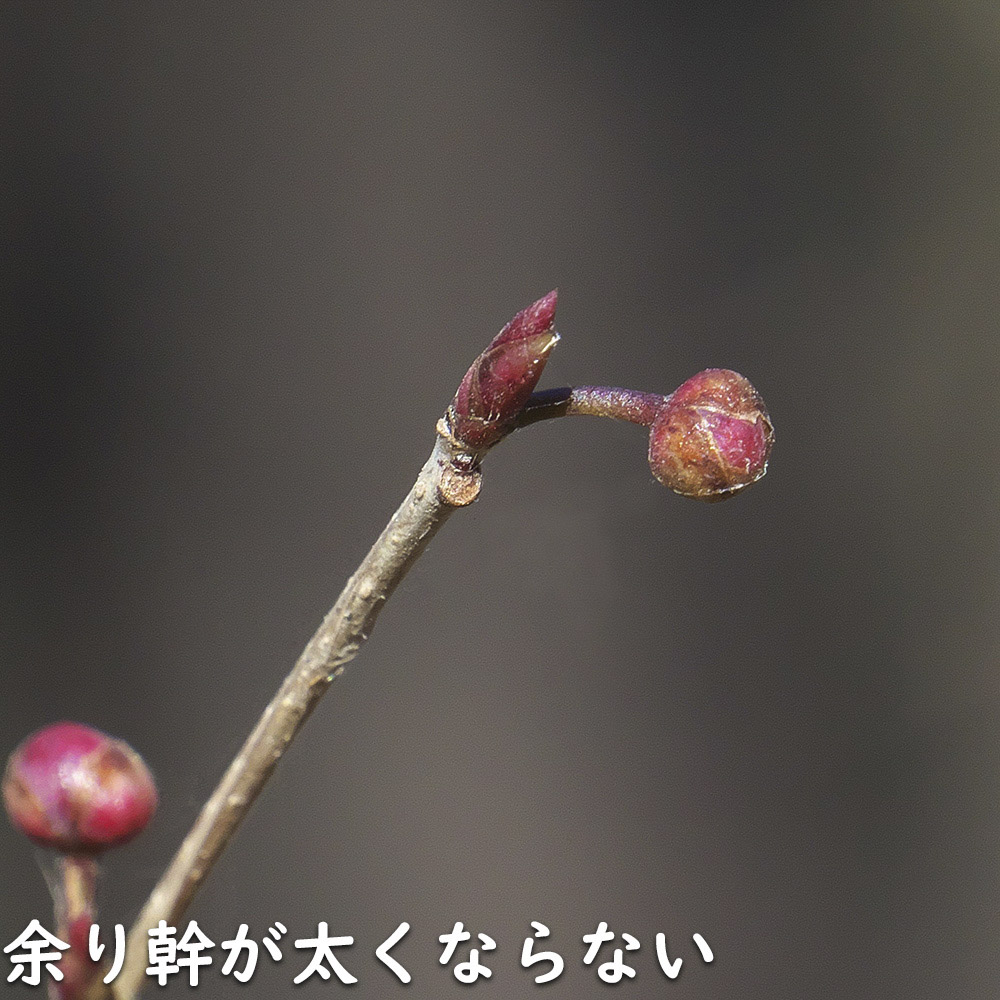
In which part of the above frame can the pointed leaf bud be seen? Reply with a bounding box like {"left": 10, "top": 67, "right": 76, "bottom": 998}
{"left": 450, "top": 290, "right": 560, "bottom": 449}
{"left": 648, "top": 368, "right": 773, "bottom": 501}
{"left": 3, "top": 722, "right": 157, "bottom": 854}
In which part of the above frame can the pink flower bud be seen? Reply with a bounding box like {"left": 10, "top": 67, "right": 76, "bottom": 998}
{"left": 450, "top": 290, "right": 560, "bottom": 449}
{"left": 648, "top": 368, "right": 773, "bottom": 501}
{"left": 3, "top": 722, "right": 157, "bottom": 854}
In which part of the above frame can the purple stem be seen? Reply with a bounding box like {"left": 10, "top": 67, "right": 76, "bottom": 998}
{"left": 518, "top": 386, "right": 666, "bottom": 429}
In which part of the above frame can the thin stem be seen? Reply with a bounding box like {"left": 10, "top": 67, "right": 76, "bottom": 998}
{"left": 114, "top": 429, "right": 480, "bottom": 1000}
{"left": 47, "top": 855, "right": 109, "bottom": 1000}
{"left": 58, "top": 856, "right": 98, "bottom": 927}
{"left": 518, "top": 385, "right": 665, "bottom": 428}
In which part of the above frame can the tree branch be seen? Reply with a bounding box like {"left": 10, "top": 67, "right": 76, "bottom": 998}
{"left": 114, "top": 427, "right": 480, "bottom": 1000}
{"left": 517, "top": 385, "right": 666, "bottom": 427}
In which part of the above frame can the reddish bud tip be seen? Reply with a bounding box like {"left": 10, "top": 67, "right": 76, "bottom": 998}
{"left": 450, "top": 291, "right": 559, "bottom": 449}
{"left": 3, "top": 723, "right": 157, "bottom": 854}
{"left": 648, "top": 368, "right": 773, "bottom": 501}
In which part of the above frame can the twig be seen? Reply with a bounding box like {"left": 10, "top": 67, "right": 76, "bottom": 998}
{"left": 116, "top": 287, "right": 565, "bottom": 998}
{"left": 517, "top": 385, "right": 665, "bottom": 427}
{"left": 48, "top": 855, "right": 110, "bottom": 1000}
{"left": 114, "top": 426, "right": 481, "bottom": 1000}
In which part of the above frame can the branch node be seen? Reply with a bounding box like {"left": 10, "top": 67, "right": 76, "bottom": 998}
{"left": 438, "top": 465, "right": 482, "bottom": 507}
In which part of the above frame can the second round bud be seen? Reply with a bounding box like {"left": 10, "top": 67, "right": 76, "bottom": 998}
{"left": 648, "top": 368, "right": 773, "bottom": 501}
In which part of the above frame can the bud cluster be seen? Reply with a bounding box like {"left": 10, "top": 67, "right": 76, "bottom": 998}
{"left": 447, "top": 294, "right": 772, "bottom": 499}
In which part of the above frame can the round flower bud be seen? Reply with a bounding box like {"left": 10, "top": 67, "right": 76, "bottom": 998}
{"left": 648, "top": 368, "right": 773, "bottom": 501}
{"left": 3, "top": 722, "right": 157, "bottom": 854}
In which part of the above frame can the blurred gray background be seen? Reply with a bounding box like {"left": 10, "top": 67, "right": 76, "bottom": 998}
{"left": 3, "top": 3, "right": 999, "bottom": 997}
